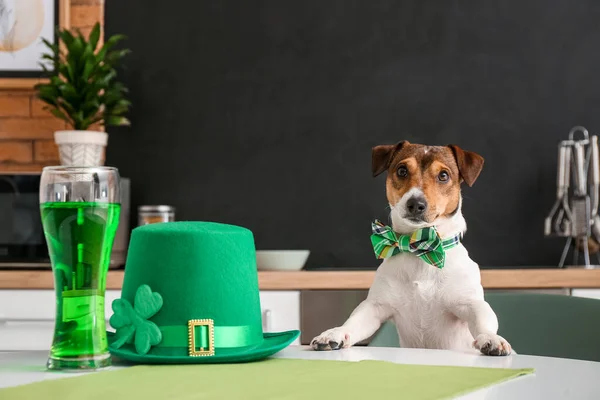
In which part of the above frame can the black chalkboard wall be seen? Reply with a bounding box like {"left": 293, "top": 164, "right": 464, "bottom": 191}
{"left": 105, "top": 1, "right": 600, "bottom": 269}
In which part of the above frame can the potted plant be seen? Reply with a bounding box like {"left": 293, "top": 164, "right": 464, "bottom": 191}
{"left": 35, "top": 23, "right": 131, "bottom": 166}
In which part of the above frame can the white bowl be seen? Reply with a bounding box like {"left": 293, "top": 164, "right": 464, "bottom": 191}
{"left": 256, "top": 250, "right": 310, "bottom": 271}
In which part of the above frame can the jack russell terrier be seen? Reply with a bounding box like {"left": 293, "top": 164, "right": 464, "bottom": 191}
{"left": 311, "top": 141, "right": 512, "bottom": 356}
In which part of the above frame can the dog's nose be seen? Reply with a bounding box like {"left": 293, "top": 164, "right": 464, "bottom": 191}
{"left": 406, "top": 196, "right": 427, "bottom": 216}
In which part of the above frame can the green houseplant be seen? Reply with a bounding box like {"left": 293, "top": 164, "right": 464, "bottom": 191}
{"left": 35, "top": 23, "right": 131, "bottom": 166}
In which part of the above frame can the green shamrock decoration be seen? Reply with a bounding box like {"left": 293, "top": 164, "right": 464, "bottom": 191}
{"left": 110, "top": 284, "right": 163, "bottom": 355}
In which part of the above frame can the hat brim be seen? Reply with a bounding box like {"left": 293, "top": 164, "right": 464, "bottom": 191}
{"left": 107, "top": 330, "right": 300, "bottom": 364}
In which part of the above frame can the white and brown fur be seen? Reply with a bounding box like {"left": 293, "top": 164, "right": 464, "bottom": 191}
{"left": 311, "top": 141, "right": 512, "bottom": 356}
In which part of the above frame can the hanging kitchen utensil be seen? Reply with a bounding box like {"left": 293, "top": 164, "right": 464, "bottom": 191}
{"left": 582, "top": 132, "right": 600, "bottom": 265}
{"left": 590, "top": 134, "right": 599, "bottom": 219}
{"left": 546, "top": 126, "right": 600, "bottom": 268}
{"left": 545, "top": 142, "right": 572, "bottom": 237}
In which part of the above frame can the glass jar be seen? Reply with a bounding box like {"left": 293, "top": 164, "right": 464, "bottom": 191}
{"left": 138, "top": 205, "right": 175, "bottom": 226}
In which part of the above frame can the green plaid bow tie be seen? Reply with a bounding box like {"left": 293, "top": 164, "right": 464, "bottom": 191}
{"left": 370, "top": 220, "right": 461, "bottom": 268}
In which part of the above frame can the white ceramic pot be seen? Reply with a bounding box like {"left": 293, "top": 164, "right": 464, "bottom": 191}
{"left": 54, "top": 130, "right": 108, "bottom": 166}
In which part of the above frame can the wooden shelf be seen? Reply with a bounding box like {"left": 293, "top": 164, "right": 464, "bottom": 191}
{"left": 1, "top": 269, "right": 600, "bottom": 290}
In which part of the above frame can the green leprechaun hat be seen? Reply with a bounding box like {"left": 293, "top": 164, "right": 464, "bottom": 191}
{"left": 107, "top": 221, "right": 300, "bottom": 363}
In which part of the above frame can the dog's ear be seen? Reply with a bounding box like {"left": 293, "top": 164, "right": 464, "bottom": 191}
{"left": 447, "top": 144, "right": 484, "bottom": 187}
{"left": 372, "top": 141, "right": 407, "bottom": 177}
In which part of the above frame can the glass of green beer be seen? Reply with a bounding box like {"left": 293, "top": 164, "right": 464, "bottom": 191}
{"left": 40, "top": 166, "right": 121, "bottom": 371}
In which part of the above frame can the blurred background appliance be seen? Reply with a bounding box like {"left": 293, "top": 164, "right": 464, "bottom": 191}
{"left": 0, "top": 173, "right": 131, "bottom": 269}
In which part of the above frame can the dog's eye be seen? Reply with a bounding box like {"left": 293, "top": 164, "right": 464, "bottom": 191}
{"left": 438, "top": 171, "right": 450, "bottom": 182}
{"left": 397, "top": 166, "right": 408, "bottom": 178}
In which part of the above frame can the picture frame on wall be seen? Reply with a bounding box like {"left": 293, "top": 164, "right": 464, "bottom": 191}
{"left": 0, "top": 0, "right": 70, "bottom": 90}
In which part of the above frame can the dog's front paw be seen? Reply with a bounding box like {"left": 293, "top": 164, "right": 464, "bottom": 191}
{"left": 473, "top": 333, "right": 512, "bottom": 356}
{"left": 310, "top": 328, "right": 350, "bottom": 351}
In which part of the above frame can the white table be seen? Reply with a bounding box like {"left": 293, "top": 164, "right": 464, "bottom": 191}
{"left": 1, "top": 346, "right": 599, "bottom": 399}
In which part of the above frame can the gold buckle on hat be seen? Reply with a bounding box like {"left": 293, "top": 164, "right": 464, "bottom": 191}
{"left": 188, "top": 319, "right": 215, "bottom": 356}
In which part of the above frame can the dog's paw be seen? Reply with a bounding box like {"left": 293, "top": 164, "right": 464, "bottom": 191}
{"left": 310, "top": 328, "right": 350, "bottom": 351}
{"left": 473, "top": 333, "right": 512, "bottom": 356}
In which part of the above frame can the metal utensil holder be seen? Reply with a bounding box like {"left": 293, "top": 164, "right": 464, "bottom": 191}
{"left": 544, "top": 126, "right": 600, "bottom": 268}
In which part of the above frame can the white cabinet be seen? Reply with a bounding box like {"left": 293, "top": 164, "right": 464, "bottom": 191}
{"left": 571, "top": 289, "right": 600, "bottom": 300}
{"left": 260, "top": 291, "right": 301, "bottom": 345}
{"left": 0, "top": 290, "right": 121, "bottom": 351}
{"left": 0, "top": 290, "right": 300, "bottom": 351}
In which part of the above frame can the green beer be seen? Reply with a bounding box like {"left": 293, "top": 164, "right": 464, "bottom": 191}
{"left": 42, "top": 201, "right": 120, "bottom": 370}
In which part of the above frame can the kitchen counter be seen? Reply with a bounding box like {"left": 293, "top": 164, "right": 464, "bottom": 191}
{"left": 1, "top": 268, "right": 600, "bottom": 290}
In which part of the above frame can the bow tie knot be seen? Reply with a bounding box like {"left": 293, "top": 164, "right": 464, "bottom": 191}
{"left": 370, "top": 220, "right": 461, "bottom": 268}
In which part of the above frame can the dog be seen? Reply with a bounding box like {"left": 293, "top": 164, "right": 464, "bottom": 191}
{"left": 311, "top": 141, "right": 512, "bottom": 356}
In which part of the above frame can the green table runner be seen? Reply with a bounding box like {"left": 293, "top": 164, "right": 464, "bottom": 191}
{"left": 0, "top": 358, "right": 533, "bottom": 400}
